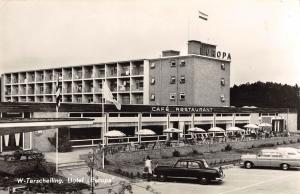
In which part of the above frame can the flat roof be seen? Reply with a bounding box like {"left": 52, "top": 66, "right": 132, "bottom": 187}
{"left": 0, "top": 102, "right": 295, "bottom": 114}
{"left": 0, "top": 118, "right": 94, "bottom": 135}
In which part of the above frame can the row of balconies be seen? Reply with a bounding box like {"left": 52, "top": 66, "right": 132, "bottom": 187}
{"left": 4, "top": 62, "right": 144, "bottom": 84}
{"left": 5, "top": 93, "right": 144, "bottom": 104}
{"left": 4, "top": 85, "right": 143, "bottom": 96}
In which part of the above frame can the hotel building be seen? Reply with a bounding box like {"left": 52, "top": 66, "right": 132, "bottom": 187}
{"left": 0, "top": 40, "right": 297, "bottom": 153}
{"left": 1, "top": 40, "right": 230, "bottom": 107}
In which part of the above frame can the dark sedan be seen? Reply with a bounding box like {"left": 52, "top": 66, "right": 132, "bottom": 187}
{"left": 153, "top": 159, "right": 224, "bottom": 184}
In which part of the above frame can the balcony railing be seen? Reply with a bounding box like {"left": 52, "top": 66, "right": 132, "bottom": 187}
{"left": 74, "top": 87, "right": 82, "bottom": 93}
{"left": 84, "top": 71, "right": 93, "bottom": 78}
{"left": 12, "top": 89, "right": 19, "bottom": 95}
{"left": 132, "top": 69, "right": 144, "bottom": 75}
{"left": 119, "top": 86, "right": 130, "bottom": 92}
{"left": 45, "top": 88, "right": 53, "bottom": 94}
{"left": 45, "top": 75, "right": 53, "bottom": 81}
{"left": 5, "top": 77, "right": 11, "bottom": 84}
{"left": 74, "top": 72, "right": 82, "bottom": 79}
{"left": 84, "top": 87, "right": 93, "bottom": 93}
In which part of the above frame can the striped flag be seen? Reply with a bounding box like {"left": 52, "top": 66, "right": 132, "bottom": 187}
{"left": 103, "top": 81, "right": 121, "bottom": 110}
{"left": 55, "top": 76, "right": 62, "bottom": 110}
{"left": 199, "top": 10, "right": 208, "bottom": 21}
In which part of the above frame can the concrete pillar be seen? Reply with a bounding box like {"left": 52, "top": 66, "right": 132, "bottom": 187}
{"left": 191, "top": 113, "right": 195, "bottom": 128}
{"left": 138, "top": 113, "right": 142, "bottom": 143}
{"left": 167, "top": 115, "right": 171, "bottom": 140}
{"left": 232, "top": 113, "right": 236, "bottom": 127}
{"left": 179, "top": 121, "right": 185, "bottom": 138}
{"left": 213, "top": 113, "right": 216, "bottom": 127}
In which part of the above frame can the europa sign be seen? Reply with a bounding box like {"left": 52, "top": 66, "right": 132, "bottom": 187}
{"left": 151, "top": 106, "right": 213, "bottom": 113}
{"left": 216, "top": 51, "right": 231, "bottom": 61}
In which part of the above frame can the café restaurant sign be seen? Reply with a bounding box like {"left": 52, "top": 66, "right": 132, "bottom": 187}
{"left": 151, "top": 106, "right": 213, "bottom": 113}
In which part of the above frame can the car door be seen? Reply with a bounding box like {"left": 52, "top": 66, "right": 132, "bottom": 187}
{"left": 256, "top": 154, "right": 271, "bottom": 167}
{"left": 187, "top": 161, "right": 202, "bottom": 178}
{"left": 171, "top": 161, "right": 188, "bottom": 177}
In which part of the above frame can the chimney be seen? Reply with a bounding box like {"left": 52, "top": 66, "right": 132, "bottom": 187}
{"left": 162, "top": 50, "right": 180, "bottom": 57}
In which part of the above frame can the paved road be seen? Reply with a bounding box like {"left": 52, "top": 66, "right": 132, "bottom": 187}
{"left": 132, "top": 167, "right": 300, "bottom": 194}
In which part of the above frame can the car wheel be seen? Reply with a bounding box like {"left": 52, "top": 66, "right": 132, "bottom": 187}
{"left": 281, "top": 163, "right": 289, "bottom": 170}
{"left": 245, "top": 161, "right": 252, "bottom": 169}
{"left": 199, "top": 177, "right": 208, "bottom": 185}
{"left": 157, "top": 174, "right": 167, "bottom": 182}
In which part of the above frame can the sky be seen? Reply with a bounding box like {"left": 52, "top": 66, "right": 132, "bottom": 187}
{"left": 0, "top": 0, "right": 299, "bottom": 86}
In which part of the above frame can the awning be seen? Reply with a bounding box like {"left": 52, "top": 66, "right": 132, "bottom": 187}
{"left": 0, "top": 118, "right": 94, "bottom": 135}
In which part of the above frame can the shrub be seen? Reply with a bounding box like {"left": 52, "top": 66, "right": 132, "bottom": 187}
{"left": 48, "top": 128, "right": 72, "bottom": 152}
{"left": 297, "top": 138, "right": 300, "bottom": 143}
{"left": 224, "top": 144, "right": 232, "bottom": 152}
{"left": 114, "top": 168, "right": 122, "bottom": 174}
{"left": 289, "top": 140, "right": 294, "bottom": 144}
{"left": 283, "top": 141, "right": 287, "bottom": 145}
{"left": 104, "top": 158, "right": 110, "bottom": 165}
{"left": 172, "top": 150, "right": 180, "bottom": 157}
{"left": 136, "top": 172, "right": 141, "bottom": 178}
{"left": 192, "top": 149, "right": 199, "bottom": 155}
{"left": 130, "top": 172, "right": 134, "bottom": 179}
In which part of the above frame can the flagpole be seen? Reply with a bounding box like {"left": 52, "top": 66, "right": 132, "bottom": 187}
{"left": 56, "top": 106, "right": 59, "bottom": 174}
{"left": 102, "top": 82, "right": 106, "bottom": 169}
{"left": 102, "top": 94, "right": 105, "bottom": 170}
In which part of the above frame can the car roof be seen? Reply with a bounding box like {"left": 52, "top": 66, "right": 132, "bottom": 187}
{"left": 178, "top": 158, "right": 205, "bottom": 162}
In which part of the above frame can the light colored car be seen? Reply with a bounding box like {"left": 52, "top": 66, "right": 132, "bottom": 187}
{"left": 240, "top": 150, "right": 300, "bottom": 170}
{"left": 276, "top": 147, "right": 300, "bottom": 157}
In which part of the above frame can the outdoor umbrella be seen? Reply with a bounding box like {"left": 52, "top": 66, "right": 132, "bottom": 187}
{"left": 208, "top": 127, "right": 225, "bottom": 132}
{"left": 258, "top": 123, "right": 272, "bottom": 127}
{"left": 104, "top": 130, "right": 126, "bottom": 137}
{"left": 244, "top": 124, "right": 259, "bottom": 129}
{"left": 163, "top": 128, "right": 183, "bottom": 133}
{"left": 187, "top": 127, "right": 206, "bottom": 133}
{"left": 226, "top": 127, "right": 245, "bottom": 132}
{"left": 135, "top": 129, "right": 156, "bottom": 136}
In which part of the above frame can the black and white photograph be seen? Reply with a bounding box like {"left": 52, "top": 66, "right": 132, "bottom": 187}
{"left": 0, "top": 0, "right": 300, "bottom": 193}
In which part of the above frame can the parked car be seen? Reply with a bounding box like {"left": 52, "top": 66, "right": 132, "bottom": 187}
{"left": 276, "top": 147, "right": 300, "bottom": 157}
{"left": 153, "top": 159, "right": 224, "bottom": 184}
{"left": 240, "top": 149, "right": 300, "bottom": 170}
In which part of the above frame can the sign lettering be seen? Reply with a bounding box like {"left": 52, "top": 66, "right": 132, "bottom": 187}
{"left": 151, "top": 106, "right": 213, "bottom": 113}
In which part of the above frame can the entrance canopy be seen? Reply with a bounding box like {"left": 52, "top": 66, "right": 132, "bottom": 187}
{"left": 0, "top": 118, "right": 94, "bottom": 135}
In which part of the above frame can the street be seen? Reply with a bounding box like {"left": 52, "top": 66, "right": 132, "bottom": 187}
{"left": 131, "top": 167, "right": 300, "bottom": 194}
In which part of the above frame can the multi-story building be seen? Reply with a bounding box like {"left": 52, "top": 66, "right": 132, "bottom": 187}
{"left": 2, "top": 40, "right": 295, "bottom": 154}
{"left": 1, "top": 40, "right": 230, "bottom": 107}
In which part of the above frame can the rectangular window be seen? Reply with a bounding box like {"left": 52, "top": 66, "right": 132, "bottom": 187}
{"left": 170, "top": 76, "right": 176, "bottom": 84}
{"left": 179, "top": 92, "right": 185, "bottom": 101}
{"left": 150, "top": 94, "right": 155, "bottom": 101}
{"left": 150, "top": 78, "right": 155, "bottom": 85}
{"left": 170, "top": 93, "right": 176, "bottom": 101}
{"left": 221, "top": 63, "right": 225, "bottom": 70}
{"left": 180, "top": 75, "right": 185, "bottom": 84}
{"left": 170, "top": 60, "right": 176, "bottom": 67}
{"left": 180, "top": 60, "right": 186, "bottom": 66}
{"left": 221, "top": 78, "right": 225, "bottom": 86}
